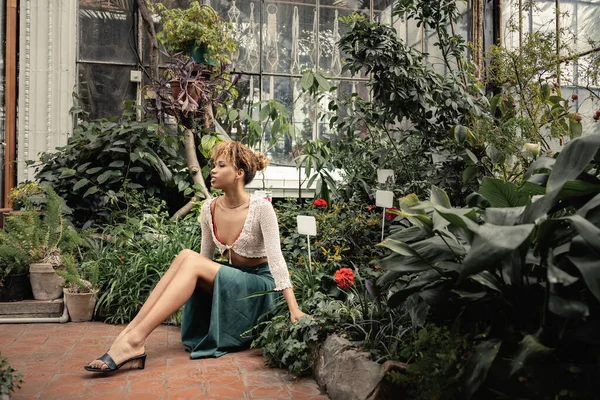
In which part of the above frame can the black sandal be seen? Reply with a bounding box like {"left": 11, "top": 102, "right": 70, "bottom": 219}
{"left": 84, "top": 352, "right": 147, "bottom": 373}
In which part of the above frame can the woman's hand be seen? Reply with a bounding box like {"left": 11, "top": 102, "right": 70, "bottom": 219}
{"left": 290, "top": 308, "right": 309, "bottom": 323}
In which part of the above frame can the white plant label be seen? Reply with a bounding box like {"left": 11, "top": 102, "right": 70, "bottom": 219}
{"left": 297, "top": 215, "right": 317, "bottom": 236}
{"left": 377, "top": 169, "right": 395, "bottom": 184}
{"left": 376, "top": 190, "right": 394, "bottom": 208}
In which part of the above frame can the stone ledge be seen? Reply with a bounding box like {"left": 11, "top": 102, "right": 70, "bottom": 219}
{"left": 0, "top": 298, "right": 64, "bottom": 318}
{"left": 314, "top": 334, "right": 408, "bottom": 400}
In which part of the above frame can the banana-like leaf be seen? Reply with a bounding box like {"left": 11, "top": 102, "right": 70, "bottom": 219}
{"left": 524, "top": 156, "right": 555, "bottom": 180}
{"left": 547, "top": 133, "right": 600, "bottom": 192}
{"left": 509, "top": 334, "right": 553, "bottom": 377}
{"left": 567, "top": 237, "right": 600, "bottom": 302}
{"left": 405, "top": 293, "right": 430, "bottom": 328}
{"left": 577, "top": 192, "right": 600, "bottom": 219}
{"left": 387, "top": 270, "right": 443, "bottom": 308}
{"left": 378, "top": 236, "right": 464, "bottom": 284}
{"left": 460, "top": 223, "right": 535, "bottom": 280}
{"left": 480, "top": 177, "right": 531, "bottom": 208}
{"left": 470, "top": 271, "right": 502, "bottom": 292}
{"left": 387, "top": 226, "right": 430, "bottom": 243}
{"left": 430, "top": 185, "right": 452, "bottom": 208}
{"left": 463, "top": 338, "right": 502, "bottom": 399}
{"left": 485, "top": 207, "right": 526, "bottom": 226}
{"left": 566, "top": 214, "right": 600, "bottom": 254}
{"left": 549, "top": 294, "right": 589, "bottom": 319}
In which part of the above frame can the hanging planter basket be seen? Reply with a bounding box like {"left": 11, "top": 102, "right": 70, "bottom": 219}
{"left": 189, "top": 41, "right": 216, "bottom": 66}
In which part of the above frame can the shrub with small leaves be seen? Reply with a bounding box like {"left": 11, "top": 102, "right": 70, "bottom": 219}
{"left": 0, "top": 353, "right": 23, "bottom": 397}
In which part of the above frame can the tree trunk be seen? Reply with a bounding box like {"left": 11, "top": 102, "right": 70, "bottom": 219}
{"left": 137, "top": 0, "right": 159, "bottom": 84}
{"left": 171, "top": 127, "right": 212, "bottom": 219}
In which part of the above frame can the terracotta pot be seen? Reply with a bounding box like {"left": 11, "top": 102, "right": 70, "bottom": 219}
{"left": 169, "top": 80, "right": 202, "bottom": 103}
{"left": 64, "top": 290, "right": 97, "bottom": 322}
{"left": 29, "top": 263, "right": 64, "bottom": 300}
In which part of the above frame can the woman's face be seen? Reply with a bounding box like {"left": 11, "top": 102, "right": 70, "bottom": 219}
{"left": 210, "top": 156, "right": 240, "bottom": 189}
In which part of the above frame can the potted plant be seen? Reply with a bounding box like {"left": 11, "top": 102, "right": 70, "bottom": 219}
{"left": 0, "top": 245, "right": 32, "bottom": 302}
{"left": 147, "top": 52, "right": 231, "bottom": 120}
{"left": 0, "top": 187, "right": 83, "bottom": 300}
{"left": 56, "top": 254, "right": 99, "bottom": 322}
{"left": 153, "top": 1, "right": 237, "bottom": 66}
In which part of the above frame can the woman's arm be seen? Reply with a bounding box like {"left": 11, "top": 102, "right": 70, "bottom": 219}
{"left": 258, "top": 200, "right": 308, "bottom": 321}
{"left": 282, "top": 288, "right": 308, "bottom": 322}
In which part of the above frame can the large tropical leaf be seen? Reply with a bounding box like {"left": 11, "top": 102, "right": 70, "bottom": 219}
{"left": 523, "top": 156, "right": 555, "bottom": 180}
{"left": 549, "top": 294, "right": 590, "bottom": 319}
{"left": 509, "top": 334, "right": 553, "bottom": 377}
{"left": 405, "top": 293, "right": 430, "bottom": 328}
{"left": 522, "top": 133, "right": 600, "bottom": 223}
{"left": 480, "top": 177, "right": 531, "bottom": 208}
{"left": 463, "top": 339, "right": 502, "bottom": 399}
{"left": 567, "top": 237, "right": 600, "bottom": 302}
{"left": 378, "top": 236, "right": 463, "bottom": 283}
{"left": 546, "top": 133, "right": 600, "bottom": 192}
{"left": 460, "top": 223, "right": 535, "bottom": 280}
{"left": 430, "top": 185, "right": 452, "bottom": 208}
{"left": 485, "top": 207, "right": 526, "bottom": 226}
{"left": 387, "top": 225, "right": 431, "bottom": 243}
{"left": 387, "top": 269, "right": 444, "bottom": 308}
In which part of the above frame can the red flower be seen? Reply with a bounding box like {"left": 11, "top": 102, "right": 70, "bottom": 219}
{"left": 264, "top": 196, "right": 272, "bottom": 203}
{"left": 313, "top": 198, "right": 328, "bottom": 207}
{"left": 385, "top": 207, "right": 399, "bottom": 221}
{"left": 367, "top": 204, "right": 377, "bottom": 211}
{"left": 334, "top": 268, "right": 355, "bottom": 290}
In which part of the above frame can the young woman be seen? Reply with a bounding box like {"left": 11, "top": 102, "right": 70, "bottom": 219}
{"left": 86, "top": 141, "right": 306, "bottom": 373}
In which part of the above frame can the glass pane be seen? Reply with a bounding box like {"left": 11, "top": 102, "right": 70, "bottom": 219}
{"left": 261, "top": 1, "right": 317, "bottom": 75}
{"left": 78, "top": 64, "right": 137, "bottom": 119}
{"left": 262, "top": 76, "right": 294, "bottom": 164}
{"left": 216, "top": 74, "right": 262, "bottom": 140}
{"left": 561, "top": 2, "right": 600, "bottom": 55}
{"left": 501, "top": 0, "right": 522, "bottom": 50}
{"left": 374, "top": 0, "right": 394, "bottom": 26}
{"left": 79, "top": 0, "right": 137, "bottom": 64}
{"left": 530, "top": 1, "right": 556, "bottom": 35}
{"left": 319, "top": 6, "right": 369, "bottom": 78}
{"left": 318, "top": 80, "right": 369, "bottom": 140}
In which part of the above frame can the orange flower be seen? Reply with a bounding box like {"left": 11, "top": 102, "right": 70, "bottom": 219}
{"left": 334, "top": 268, "right": 355, "bottom": 290}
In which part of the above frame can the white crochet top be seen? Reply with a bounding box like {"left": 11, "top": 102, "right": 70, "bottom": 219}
{"left": 199, "top": 195, "right": 292, "bottom": 291}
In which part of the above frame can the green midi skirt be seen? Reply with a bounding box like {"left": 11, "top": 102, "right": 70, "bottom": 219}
{"left": 181, "top": 261, "right": 278, "bottom": 359}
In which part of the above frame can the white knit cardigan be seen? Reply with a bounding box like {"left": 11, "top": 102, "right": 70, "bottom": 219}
{"left": 199, "top": 195, "right": 293, "bottom": 291}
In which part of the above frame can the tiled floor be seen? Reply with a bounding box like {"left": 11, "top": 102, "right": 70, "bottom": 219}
{"left": 0, "top": 322, "right": 328, "bottom": 399}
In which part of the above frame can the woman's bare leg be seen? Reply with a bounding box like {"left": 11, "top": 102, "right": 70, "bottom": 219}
{"left": 89, "top": 254, "right": 222, "bottom": 369}
{"left": 112, "top": 249, "right": 199, "bottom": 343}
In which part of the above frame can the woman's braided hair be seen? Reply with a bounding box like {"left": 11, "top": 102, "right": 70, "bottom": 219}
{"left": 211, "top": 141, "right": 269, "bottom": 185}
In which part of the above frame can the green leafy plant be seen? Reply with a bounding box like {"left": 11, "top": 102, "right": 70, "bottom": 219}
{"left": 386, "top": 324, "right": 469, "bottom": 400}
{"left": 376, "top": 132, "right": 600, "bottom": 398}
{"left": 0, "top": 187, "right": 83, "bottom": 269}
{"left": 91, "top": 212, "right": 202, "bottom": 324}
{"left": 0, "top": 353, "right": 22, "bottom": 397}
{"left": 56, "top": 253, "right": 99, "bottom": 294}
{"left": 7, "top": 182, "right": 44, "bottom": 210}
{"left": 33, "top": 105, "right": 189, "bottom": 228}
{"left": 153, "top": 1, "right": 236, "bottom": 66}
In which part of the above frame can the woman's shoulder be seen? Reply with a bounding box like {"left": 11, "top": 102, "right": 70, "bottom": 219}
{"left": 200, "top": 197, "right": 217, "bottom": 213}
{"left": 251, "top": 195, "right": 273, "bottom": 210}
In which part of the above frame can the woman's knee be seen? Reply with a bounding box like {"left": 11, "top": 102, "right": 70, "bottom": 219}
{"left": 180, "top": 255, "right": 217, "bottom": 279}
{"left": 177, "top": 249, "right": 198, "bottom": 259}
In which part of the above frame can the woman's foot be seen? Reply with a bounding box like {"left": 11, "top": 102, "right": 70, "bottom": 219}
{"left": 88, "top": 335, "right": 145, "bottom": 371}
